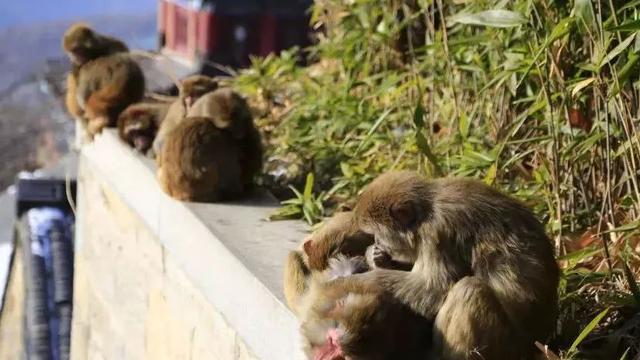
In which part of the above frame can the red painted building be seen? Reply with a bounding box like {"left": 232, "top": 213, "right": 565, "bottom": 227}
{"left": 158, "top": 0, "right": 312, "bottom": 68}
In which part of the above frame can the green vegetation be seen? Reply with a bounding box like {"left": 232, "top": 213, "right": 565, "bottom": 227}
{"left": 233, "top": 0, "right": 640, "bottom": 357}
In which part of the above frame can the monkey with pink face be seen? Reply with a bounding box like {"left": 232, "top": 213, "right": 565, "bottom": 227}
{"left": 285, "top": 211, "right": 431, "bottom": 360}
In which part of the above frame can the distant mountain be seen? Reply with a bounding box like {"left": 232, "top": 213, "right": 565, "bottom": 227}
{"left": 0, "top": 12, "right": 158, "bottom": 189}
{"left": 0, "top": 0, "right": 156, "bottom": 29}
{"left": 0, "top": 14, "right": 157, "bottom": 95}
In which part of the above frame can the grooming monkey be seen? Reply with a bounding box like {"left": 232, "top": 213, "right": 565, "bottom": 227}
{"left": 117, "top": 102, "right": 171, "bottom": 155}
{"left": 157, "top": 116, "right": 254, "bottom": 202}
{"left": 151, "top": 75, "right": 219, "bottom": 155}
{"left": 324, "top": 171, "right": 559, "bottom": 360}
{"left": 186, "top": 87, "right": 264, "bottom": 189}
{"left": 62, "top": 23, "right": 145, "bottom": 137}
{"left": 285, "top": 212, "right": 430, "bottom": 359}
{"left": 284, "top": 211, "right": 374, "bottom": 315}
{"left": 187, "top": 88, "right": 253, "bottom": 138}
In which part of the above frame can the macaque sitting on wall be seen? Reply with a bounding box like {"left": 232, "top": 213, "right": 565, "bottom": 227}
{"left": 156, "top": 115, "right": 261, "bottom": 202}
{"left": 62, "top": 23, "right": 145, "bottom": 138}
{"left": 151, "top": 75, "right": 219, "bottom": 156}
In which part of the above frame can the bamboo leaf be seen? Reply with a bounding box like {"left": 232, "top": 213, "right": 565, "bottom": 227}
{"left": 356, "top": 108, "right": 393, "bottom": 153}
{"left": 606, "top": 19, "right": 640, "bottom": 32}
{"left": 571, "top": 77, "right": 596, "bottom": 97}
{"left": 416, "top": 132, "right": 443, "bottom": 175}
{"left": 459, "top": 112, "right": 470, "bottom": 140}
{"left": 569, "top": 308, "right": 610, "bottom": 352}
{"left": 620, "top": 0, "right": 640, "bottom": 12}
{"left": 450, "top": 10, "right": 528, "bottom": 28}
{"left": 572, "top": 0, "right": 596, "bottom": 33}
{"left": 558, "top": 247, "right": 603, "bottom": 269}
{"left": 484, "top": 163, "right": 498, "bottom": 185}
{"left": 599, "top": 34, "right": 636, "bottom": 69}
{"left": 413, "top": 103, "right": 425, "bottom": 129}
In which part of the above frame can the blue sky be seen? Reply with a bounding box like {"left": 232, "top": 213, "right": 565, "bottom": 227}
{"left": 0, "top": 0, "right": 157, "bottom": 29}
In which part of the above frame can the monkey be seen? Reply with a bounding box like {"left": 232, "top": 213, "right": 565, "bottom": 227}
{"left": 284, "top": 212, "right": 430, "bottom": 359}
{"left": 284, "top": 211, "right": 375, "bottom": 315}
{"left": 297, "top": 256, "right": 432, "bottom": 360}
{"left": 284, "top": 211, "right": 414, "bottom": 314}
{"left": 185, "top": 87, "right": 263, "bottom": 189}
{"left": 322, "top": 171, "right": 559, "bottom": 360}
{"left": 156, "top": 116, "right": 252, "bottom": 202}
{"left": 117, "top": 102, "right": 171, "bottom": 155}
{"left": 151, "top": 75, "right": 219, "bottom": 155}
{"left": 186, "top": 88, "right": 252, "bottom": 138}
{"left": 62, "top": 23, "right": 145, "bottom": 138}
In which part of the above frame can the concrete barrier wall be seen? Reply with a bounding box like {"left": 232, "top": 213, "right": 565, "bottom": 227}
{"left": 72, "top": 130, "right": 309, "bottom": 359}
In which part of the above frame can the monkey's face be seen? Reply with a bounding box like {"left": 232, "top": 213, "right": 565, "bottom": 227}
{"left": 118, "top": 109, "right": 157, "bottom": 153}
{"left": 355, "top": 171, "right": 431, "bottom": 260}
{"left": 63, "top": 25, "right": 98, "bottom": 65}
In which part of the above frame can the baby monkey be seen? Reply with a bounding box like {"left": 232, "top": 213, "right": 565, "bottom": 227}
{"left": 326, "top": 171, "right": 559, "bottom": 360}
{"left": 62, "top": 23, "right": 145, "bottom": 138}
{"left": 117, "top": 102, "right": 171, "bottom": 155}
{"left": 284, "top": 212, "right": 430, "bottom": 360}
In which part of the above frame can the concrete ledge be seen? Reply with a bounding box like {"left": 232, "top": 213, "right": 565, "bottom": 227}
{"left": 74, "top": 130, "right": 308, "bottom": 359}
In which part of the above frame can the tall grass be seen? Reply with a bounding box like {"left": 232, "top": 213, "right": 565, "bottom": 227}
{"left": 233, "top": 1, "right": 640, "bottom": 357}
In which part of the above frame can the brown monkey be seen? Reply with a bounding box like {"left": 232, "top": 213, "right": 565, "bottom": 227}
{"left": 63, "top": 23, "right": 128, "bottom": 120}
{"left": 284, "top": 212, "right": 429, "bottom": 359}
{"left": 156, "top": 116, "right": 248, "bottom": 202}
{"left": 62, "top": 23, "right": 145, "bottom": 137}
{"left": 152, "top": 75, "right": 218, "bottom": 155}
{"left": 186, "top": 87, "right": 263, "bottom": 189}
{"left": 117, "top": 102, "right": 171, "bottom": 155}
{"left": 298, "top": 256, "right": 432, "bottom": 360}
{"left": 285, "top": 211, "right": 415, "bottom": 315}
{"left": 325, "top": 171, "right": 559, "bottom": 360}
{"left": 187, "top": 88, "right": 252, "bottom": 138}
{"left": 284, "top": 212, "right": 374, "bottom": 315}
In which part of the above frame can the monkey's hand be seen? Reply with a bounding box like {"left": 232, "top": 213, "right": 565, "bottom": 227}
{"left": 365, "top": 245, "right": 394, "bottom": 269}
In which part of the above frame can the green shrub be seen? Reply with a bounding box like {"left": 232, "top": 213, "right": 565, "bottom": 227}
{"left": 234, "top": 1, "right": 640, "bottom": 357}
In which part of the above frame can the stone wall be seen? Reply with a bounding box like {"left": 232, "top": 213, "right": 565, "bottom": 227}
{"left": 72, "top": 130, "right": 308, "bottom": 359}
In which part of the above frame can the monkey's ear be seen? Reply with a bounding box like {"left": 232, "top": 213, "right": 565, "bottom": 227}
{"left": 390, "top": 201, "right": 416, "bottom": 228}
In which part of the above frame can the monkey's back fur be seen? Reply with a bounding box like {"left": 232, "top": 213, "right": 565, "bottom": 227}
{"left": 76, "top": 53, "right": 145, "bottom": 127}
{"left": 157, "top": 117, "right": 244, "bottom": 202}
